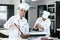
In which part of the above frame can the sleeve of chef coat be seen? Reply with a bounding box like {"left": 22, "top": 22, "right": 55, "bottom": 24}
{"left": 4, "top": 16, "right": 13, "bottom": 29}
{"left": 34, "top": 18, "right": 40, "bottom": 28}
{"left": 45, "top": 19, "right": 51, "bottom": 30}
{"left": 45, "top": 19, "right": 51, "bottom": 36}
{"left": 25, "top": 20, "right": 29, "bottom": 34}
{"left": 46, "top": 19, "right": 51, "bottom": 28}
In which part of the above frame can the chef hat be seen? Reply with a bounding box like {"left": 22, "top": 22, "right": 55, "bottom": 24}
{"left": 19, "top": 2, "right": 30, "bottom": 10}
{"left": 42, "top": 11, "right": 50, "bottom": 19}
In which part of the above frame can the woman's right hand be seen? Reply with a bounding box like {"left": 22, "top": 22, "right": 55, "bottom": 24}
{"left": 10, "top": 23, "right": 16, "bottom": 27}
{"left": 20, "top": 34, "right": 30, "bottom": 39}
{"left": 35, "top": 24, "right": 44, "bottom": 30}
{"left": 10, "top": 23, "right": 20, "bottom": 29}
{"left": 35, "top": 24, "right": 41, "bottom": 29}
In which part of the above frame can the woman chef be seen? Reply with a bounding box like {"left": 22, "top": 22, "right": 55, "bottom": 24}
{"left": 4, "top": 2, "right": 30, "bottom": 39}
{"left": 34, "top": 11, "right": 51, "bottom": 37}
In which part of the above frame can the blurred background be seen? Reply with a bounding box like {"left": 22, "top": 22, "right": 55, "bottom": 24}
{"left": 0, "top": 0, "right": 60, "bottom": 40}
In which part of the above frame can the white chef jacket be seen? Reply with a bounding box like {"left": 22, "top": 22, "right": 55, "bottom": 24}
{"left": 4, "top": 14, "right": 29, "bottom": 39}
{"left": 34, "top": 17, "right": 51, "bottom": 37}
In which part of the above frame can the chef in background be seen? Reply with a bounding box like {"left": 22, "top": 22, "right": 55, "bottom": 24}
{"left": 4, "top": 2, "right": 30, "bottom": 39}
{"left": 34, "top": 11, "right": 51, "bottom": 37}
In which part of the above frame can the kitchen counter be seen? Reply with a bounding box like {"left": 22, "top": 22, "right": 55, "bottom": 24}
{"left": 0, "top": 37, "right": 58, "bottom": 40}
{"left": 0, "top": 28, "right": 46, "bottom": 38}
{"left": 57, "top": 28, "right": 60, "bottom": 31}
{"left": 56, "top": 28, "right": 60, "bottom": 38}
{"left": 29, "top": 31, "right": 46, "bottom": 36}
{"left": 0, "top": 28, "right": 9, "bottom": 35}
{"left": 0, "top": 29, "right": 46, "bottom": 36}
{"left": 0, "top": 28, "right": 59, "bottom": 40}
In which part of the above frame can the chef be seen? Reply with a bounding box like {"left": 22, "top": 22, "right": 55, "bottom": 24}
{"left": 34, "top": 11, "right": 51, "bottom": 37}
{"left": 4, "top": 2, "right": 30, "bottom": 39}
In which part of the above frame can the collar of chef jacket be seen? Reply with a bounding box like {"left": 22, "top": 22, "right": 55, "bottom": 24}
{"left": 16, "top": 14, "right": 28, "bottom": 34}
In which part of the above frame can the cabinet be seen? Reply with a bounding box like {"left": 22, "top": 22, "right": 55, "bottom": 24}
{"left": 47, "top": 2, "right": 56, "bottom": 37}
{"left": 56, "top": 1, "right": 60, "bottom": 38}
{"left": 0, "top": 4, "right": 14, "bottom": 28}
{"left": 37, "top": 1, "right": 60, "bottom": 37}
{"left": 47, "top": 1, "right": 60, "bottom": 37}
{"left": 37, "top": 5, "right": 47, "bottom": 18}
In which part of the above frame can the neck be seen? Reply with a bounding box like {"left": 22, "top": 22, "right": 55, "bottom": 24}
{"left": 42, "top": 18, "right": 46, "bottom": 21}
{"left": 20, "top": 16, "right": 23, "bottom": 19}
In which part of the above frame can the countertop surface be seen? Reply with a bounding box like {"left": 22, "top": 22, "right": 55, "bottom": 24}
{"left": 0, "top": 37, "right": 59, "bottom": 40}
{"left": 0, "top": 28, "right": 46, "bottom": 36}
{"left": 57, "top": 28, "right": 60, "bottom": 31}
{"left": 0, "top": 28, "right": 59, "bottom": 40}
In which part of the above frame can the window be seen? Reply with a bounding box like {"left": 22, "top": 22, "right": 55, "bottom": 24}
{"left": 0, "top": 4, "right": 14, "bottom": 28}
{"left": 37, "top": 5, "right": 47, "bottom": 18}
{"left": 0, "top": 6, "right": 7, "bottom": 20}
{"left": 0, "top": 6, "right": 7, "bottom": 27}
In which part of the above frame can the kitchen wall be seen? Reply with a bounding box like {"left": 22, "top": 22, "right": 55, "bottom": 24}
{"left": 28, "top": 0, "right": 60, "bottom": 28}
{"left": 0, "top": 0, "right": 20, "bottom": 27}
{"left": 0, "top": 0, "right": 10, "bottom": 4}
{"left": 28, "top": 1, "right": 38, "bottom": 28}
{"left": 9, "top": 0, "right": 20, "bottom": 15}
{"left": 28, "top": 0, "right": 47, "bottom": 28}
{"left": 0, "top": 0, "right": 20, "bottom": 15}
{"left": 0, "top": 0, "right": 60, "bottom": 28}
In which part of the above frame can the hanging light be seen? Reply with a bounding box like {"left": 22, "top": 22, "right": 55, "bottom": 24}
{"left": 32, "top": 0, "right": 38, "bottom": 1}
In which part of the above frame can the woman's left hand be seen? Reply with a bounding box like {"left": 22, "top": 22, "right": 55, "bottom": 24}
{"left": 20, "top": 34, "right": 30, "bottom": 39}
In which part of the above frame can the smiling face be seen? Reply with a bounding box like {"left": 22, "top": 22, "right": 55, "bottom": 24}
{"left": 42, "top": 17, "right": 46, "bottom": 21}
{"left": 18, "top": 8, "right": 27, "bottom": 18}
